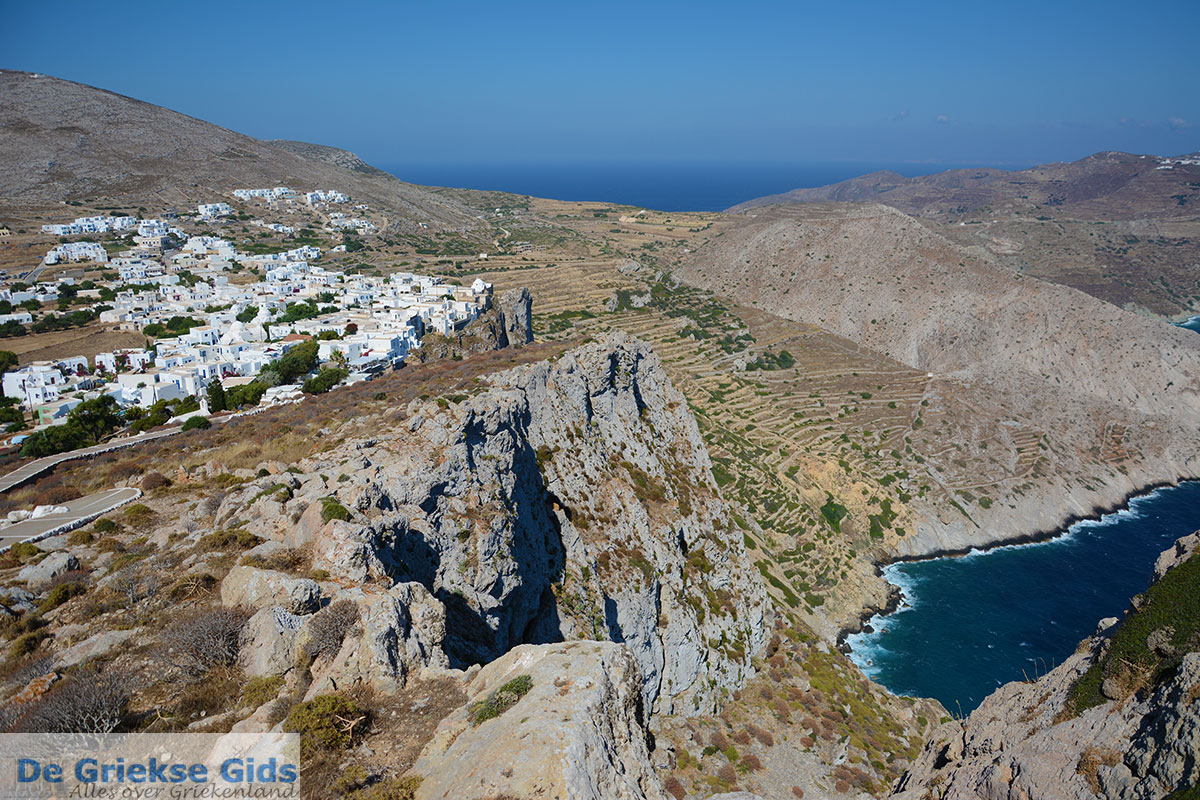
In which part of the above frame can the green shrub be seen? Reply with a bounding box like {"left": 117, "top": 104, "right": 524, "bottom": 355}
{"left": 67, "top": 529, "right": 95, "bottom": 546}
{"left": 181, "top": 416, "right": 211, "bottom": 431}
{"left": 468, "top": 674, "right": 533, "bottom": 725}
{"left": 241, "top": 675, "right": 286, "bottom": 709}
{"left": 302, "top": 367, "right": 349, "bottom": 395}
{"left": 9, "top": 542, "right": 42, "bottom": 563}
{"left": 124, "top": 504, "right": 154, "bottom": 524}
{"left": 320, "top": 497, "right": 350, "bottom": 523}
{"left": 1068, "top": 553, "right": 1200, "bottom": 714}
{"left": 199, "top": 528, "right": 263, "bottom": 551}
{"left": 39, "top": 581, "right": 87, "bottom": 613}
{"left": 284, "top": 693, "right": 369, "bottom": 752}
{"left": 96, "top": 537, "right": 125, "bottom": 553}
{"left": 93, "top": 518, "right": 120, "bottom": 535}
{"left": 8, "top": 629, "right": 51, "bottom": 660}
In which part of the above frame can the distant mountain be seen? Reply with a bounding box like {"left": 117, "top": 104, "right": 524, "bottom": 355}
{"left": 0, "top": 70, "right": 477, "bottom": 231}
{"left": 731, "top": 152, "right": 1200, "bottom": 317}
{"left": 731, "top": 151, "right": 1200, "bottom": 220}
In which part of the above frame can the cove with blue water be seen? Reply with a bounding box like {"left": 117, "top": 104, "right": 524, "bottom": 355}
{"left": 846, "top": 481, "right": 1200, "bottom": 714}
{"left": 845, "top": 317, "right": 1200, "bottom": 714}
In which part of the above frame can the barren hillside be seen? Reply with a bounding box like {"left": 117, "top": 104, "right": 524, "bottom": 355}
{"left": 731, "top": 153, "right": 1200, "bottom": 317}
{"left": 732, "top": 152, "right": 1200, "bottom": 221}
{"left": 0, "top": 71, "right": 478, "bottom": 231}
{"left": 679, "top": 203, "right": 1200, "bottom": 555}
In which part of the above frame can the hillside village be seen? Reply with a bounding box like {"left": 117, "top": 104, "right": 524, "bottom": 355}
{"left": 0, "top": 186, "right": 492, "bottom": 439}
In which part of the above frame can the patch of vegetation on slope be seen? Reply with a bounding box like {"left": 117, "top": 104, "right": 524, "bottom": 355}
{"left": 1068, "top": 553, "right": 1200, "bottom": 714}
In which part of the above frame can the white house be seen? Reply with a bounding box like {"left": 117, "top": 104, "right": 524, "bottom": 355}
{"left": 95, "top": 349, "right": 153, "bottom": 374}
{"left": 3, "top": 364, "right": 65, "bottom": 409}
{"left": 197, "top": 203, "right": 233, "bottom": 220}
{"left": 0, "top": 312, "right": 33, "bottom": 325}
{"left": 44, "top": 242, "right": 109, "bottom": 265}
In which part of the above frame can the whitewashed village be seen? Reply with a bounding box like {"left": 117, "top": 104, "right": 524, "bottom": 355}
{"left": 1, "top": 185, "right": 491, "bottom": 441}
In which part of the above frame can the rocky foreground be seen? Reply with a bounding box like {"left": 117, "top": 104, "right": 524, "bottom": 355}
{"left": 0, "top": 334, "right": 774, "bottom": 798}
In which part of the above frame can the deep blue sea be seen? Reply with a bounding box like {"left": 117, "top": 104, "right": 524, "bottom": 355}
{"left": 384, "top": 162, "right": 1003, "bottom": 212}
{"left": 846, "top": 482, "right": 1200, "bottom": 715}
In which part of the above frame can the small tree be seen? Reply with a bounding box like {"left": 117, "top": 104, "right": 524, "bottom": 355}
{"left": 206, "top": 379, "right": 228, "bottom": 413}
{"left": 17, "top": 667, "right": 131, "bottom": 733}
{"left": 0, "top": 350, "right": 17, "bottom": 376}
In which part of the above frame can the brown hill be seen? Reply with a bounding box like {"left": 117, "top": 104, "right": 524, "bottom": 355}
{"left": 0, "top": 70, "right": 477, "bottom": 231}
{"left": 680, "top": 202, "right": 1200, "bottom": 555}
{"left": 731, "top": 151, "right": 1200, "bottom": 220}
{"left": 731, "top": 152, "right": 1200, "bottom": 318}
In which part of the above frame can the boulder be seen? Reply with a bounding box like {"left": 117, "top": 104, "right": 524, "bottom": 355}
{"left": 240, "top": 606, "right": 304, "bottom": 677}
{"left": 220, "top": 565, "right": 320, "bottom": 614}
{"left": 284, "top": 501, "right": 326, "bottom": 548}
{"left": 310, "top": 519, "right": 384, "bottom": 583}
{"left": 412, "top": 641, "right": 668, "bottom": 800}
{"left": 52, "top": 629, "right": 138, "bottom": 670}
{"left": 307, "top": 582, "right": 447, "bottom": 696}
{"left": 18, "top": 551, "right": 79, "bottom": 589}
{"left": 1, "top": 586, "right": 37, "bottom": 616}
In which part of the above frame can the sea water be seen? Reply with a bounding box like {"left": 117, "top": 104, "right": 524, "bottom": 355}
{"left": 382, "top": 161, "right": 1000, "bottom": 213}
{"left": 846, "top": 481, "right": 1200, "bottom": 713}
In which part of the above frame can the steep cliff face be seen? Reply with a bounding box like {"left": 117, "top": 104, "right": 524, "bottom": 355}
{"left": 223, "top": 332, "right": 768, "bottom": 716}
{"left": 411, "top": 286, "right": 534, "bottom": 362}
{"left": 892, "top": 532, "right": 1200, "bottom": 800}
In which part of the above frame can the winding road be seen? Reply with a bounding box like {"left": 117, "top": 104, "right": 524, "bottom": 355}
{"left": 0, "top": 487, "right": 141, "bottom": 551}
{"left": 0, "top": 428, "right": 182, "bottom": 494}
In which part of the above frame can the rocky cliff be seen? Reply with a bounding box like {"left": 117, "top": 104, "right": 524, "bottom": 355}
{"left": 218, "top": 332, "right": 768, "bottom": 716}
{"left": 892, "top": 531, "right": 1200, "bottom": 799}
{"left": 410, "top": 286, "right": 534, "bottom": 362}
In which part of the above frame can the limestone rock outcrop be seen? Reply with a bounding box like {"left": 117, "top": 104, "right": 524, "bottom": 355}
{"left": 18, "top": 552, "right": 79, "bottom": 589}
{"left": 240, "top": 606, "right": 302, "bottom": 678}
{"left": 306, "top": 582, "right": 449, "bottom": 696}
{"left": 411, "top": 641, "right": 668, "bottom": 800}
{"left": 410, "top": 285, "right": 533, "bottom": 362}
{"left": 220, "top": 565, "right": 321, "bottom": 614}
{"left": 305, "top": 333, "right": 767, "bottom": 714}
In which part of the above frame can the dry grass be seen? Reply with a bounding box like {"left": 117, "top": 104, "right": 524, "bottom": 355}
{"left": 5, "top": 324, "right": 146, "bottom": 365}
{"left": 1076, "top": 747, "right": 1122, "bottom": 793}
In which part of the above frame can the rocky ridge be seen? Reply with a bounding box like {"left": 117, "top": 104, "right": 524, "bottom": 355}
{"left": 0, "top": 70, "right": 478, "bottom": 230}
{"left": 228, "top": 332, "right": 767, "bottom": 715}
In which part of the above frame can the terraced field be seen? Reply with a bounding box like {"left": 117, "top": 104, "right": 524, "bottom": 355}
{"left": 474, "top": 255, "right": 942, "bottom": 629}
{"left": 459, "top": 200, "right": 1083, "bottom": 632}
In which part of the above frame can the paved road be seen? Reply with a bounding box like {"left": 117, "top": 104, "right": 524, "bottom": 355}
{"left": 0, "top": 428, "right": 182, "bottom": 494}
{"left": 0, "top": 487, "right": 141, "bottom": 551}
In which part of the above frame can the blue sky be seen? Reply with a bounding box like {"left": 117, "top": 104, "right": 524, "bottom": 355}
{"left": 3, "top": 0, "right": 1197, "bottom": 168}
